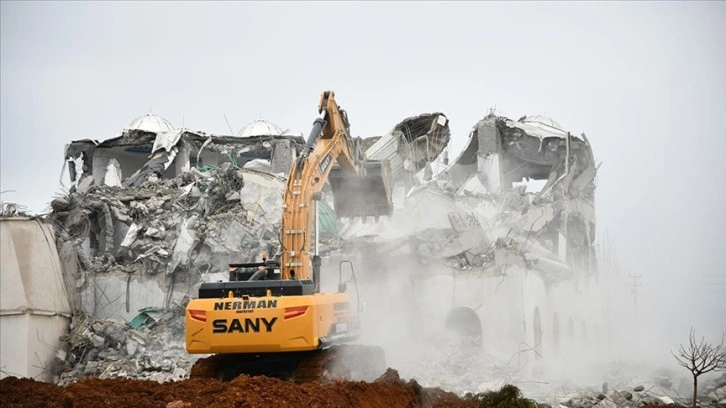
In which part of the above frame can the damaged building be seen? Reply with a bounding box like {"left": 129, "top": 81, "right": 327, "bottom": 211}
{"left": 447, "top": 112, "right": 597, "bottom": 273}
{"left": 326, "top": 111, "right": 601, "bottom": 383}
{"left": 1, "top": 106, "right": 601, "bottom": 389}
{"left": 61, "top": 114, "right": 303, "bottom": 192}
{"left": 17, "top": 114, "right": 310, "bottom": 383}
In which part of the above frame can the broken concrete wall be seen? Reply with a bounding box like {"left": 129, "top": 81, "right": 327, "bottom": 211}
{"left": 366, "top": 113, "right": 450, "bottom": 187}
{"left": 324, "top": 232, "right": 604, "bottom": 381}
{"left": 449, "top": 114, "right": 597, "bottom": 195}
{"left": 444, "top": 112, "right": 598, "bottom": 275}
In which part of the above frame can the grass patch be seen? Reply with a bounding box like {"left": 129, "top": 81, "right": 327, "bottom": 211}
{"left": 470, "top": 384, "right": 536, "bottom": 408}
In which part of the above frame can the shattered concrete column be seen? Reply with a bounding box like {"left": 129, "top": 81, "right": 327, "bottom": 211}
{"left": 478, "top": 155, "right": 502, "bottom": 194}
{"left": 104, "top": 158, "right": 122, "bottom": 187}
{"left": 92, "top": 151, "right": 113, "bottom": 186}
{"left": 270, "top": 139, "right": 295, "bottom": 174}
{"left": 475, "top": 117, "right": 507, "bottom": 194}
{"left": 174, "top": 142, "right": 190, "bottom": 176}
{"left": 558, "top": 216, "right": 568, "bottom": 262}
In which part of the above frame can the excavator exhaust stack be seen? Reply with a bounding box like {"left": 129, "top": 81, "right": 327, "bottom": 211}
{"left": 328, "top": 160, "right": 393, "bottom": 219}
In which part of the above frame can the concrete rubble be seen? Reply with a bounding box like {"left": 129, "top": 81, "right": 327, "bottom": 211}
{"left": 12, "top": 107, "right": 719, "bottom": 407}
{"left": 56, "top": 307, "right": 190, "bottom": 384}
{"left": 395, "top": 333, "right": 702, "bottom": 407}
{"left": 555, "top": 385, "right": 681, "bottom": 408}
{"left": 550, "top": 372, "right": 726, "bottom": 408}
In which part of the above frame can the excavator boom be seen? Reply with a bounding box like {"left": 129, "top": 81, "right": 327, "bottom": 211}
{"left": 281, "top": 90, "right": 392, "bottom": 280}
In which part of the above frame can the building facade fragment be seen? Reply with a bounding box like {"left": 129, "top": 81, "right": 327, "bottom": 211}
{"left": 447, "top": 112, "right": 598, "bottom": 273}
{"left": 366, "top": 113, "right": 450, "bottom": 186}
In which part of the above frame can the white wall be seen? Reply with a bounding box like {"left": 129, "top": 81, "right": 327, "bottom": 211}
{"left": 0, "top": 314, "right": 68, "bottom": 379}
{"left": 0, "top": 314, "right": 28, "bottom": 378}
{"left": 0, "top": 218, "right": 71, "bottom": 381}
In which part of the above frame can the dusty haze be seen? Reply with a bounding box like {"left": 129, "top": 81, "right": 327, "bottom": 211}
{"left": 1, "top": 0, "right": 725, "bottom": 391}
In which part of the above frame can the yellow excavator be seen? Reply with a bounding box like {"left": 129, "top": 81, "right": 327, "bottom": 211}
{"left": 185, "top": 91, "right": 392, "bottom": 382}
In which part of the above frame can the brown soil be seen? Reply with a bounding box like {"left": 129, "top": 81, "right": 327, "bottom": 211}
{"left": 0, "top": 368, "right": 479, "bottom": 408}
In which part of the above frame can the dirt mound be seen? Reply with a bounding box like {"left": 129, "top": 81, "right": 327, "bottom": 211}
{"left": 1, "top": 370, "right": 478, "bottom": 408}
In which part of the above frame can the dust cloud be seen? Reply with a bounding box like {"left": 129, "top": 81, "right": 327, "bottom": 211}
{"left": 321, "top": 239, "right": 705, "bottom": 401}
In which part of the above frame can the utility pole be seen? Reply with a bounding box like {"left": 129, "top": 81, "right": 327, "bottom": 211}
{"left": 629, "top": 274, "right": 642, "bottom": 319}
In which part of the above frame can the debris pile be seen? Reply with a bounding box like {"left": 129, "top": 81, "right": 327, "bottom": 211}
{"left": 49, "top": 161, "right": 293, "bottom": 382}
{"left": 702, "top": 373, "right": 726, "bottom": 407}
{"left": 0, "top": 202, "right": 33, "bottom": 217}
{"left": 557, "top": 385, "right": 680, "bottom": 408}
{"left": 56, "top": 306, "right": 191, "bottom": 385}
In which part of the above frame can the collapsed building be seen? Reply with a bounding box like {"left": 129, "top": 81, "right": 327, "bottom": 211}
{"left": 447, "top": 112, "right": 597, "bottom": 273}
{"left": 326, "top": 111, "right": 600, "bottom": 391}
{"left": 0, "top": 107, "right": 601, "bottom": 394}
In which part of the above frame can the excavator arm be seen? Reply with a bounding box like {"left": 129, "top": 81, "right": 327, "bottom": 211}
{"left": 280, "top": 91, "right": 392, "bottom": 281}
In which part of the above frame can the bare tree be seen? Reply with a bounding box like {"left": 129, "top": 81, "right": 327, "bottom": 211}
{"left": 672, "top": 328, "right": 726, "bottom": 408}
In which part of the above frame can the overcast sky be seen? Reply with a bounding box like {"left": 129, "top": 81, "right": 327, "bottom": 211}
{"left": 1, "top": 2, "right": 724, "bottom": 344}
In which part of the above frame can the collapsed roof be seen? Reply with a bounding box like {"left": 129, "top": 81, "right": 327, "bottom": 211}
{"left": 449, "top": 113, "right": 596, "bottom": 200}
{"left": 62, "top": 127, "right": 306, "bottom": 192}
{"left": 366, "top": 113, "right": 450, "bottom": 185}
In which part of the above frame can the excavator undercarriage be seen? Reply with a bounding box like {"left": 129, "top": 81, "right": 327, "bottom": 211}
{"left": 190, "top": 344, "right": 386, "bottom": 383}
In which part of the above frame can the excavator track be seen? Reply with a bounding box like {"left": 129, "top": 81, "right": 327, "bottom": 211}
{"left": 190, "top": 345, "right": 386, "bottom": 383}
